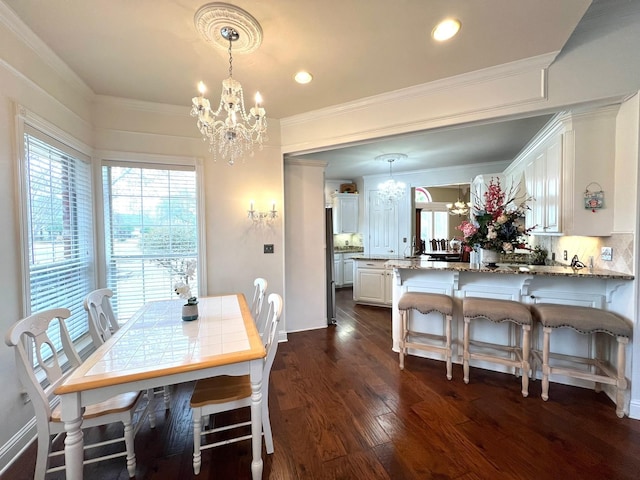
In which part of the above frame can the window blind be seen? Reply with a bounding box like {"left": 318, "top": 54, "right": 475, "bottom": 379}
{"left": 23, "top": 129, "right": 95, "bottom": 348}
{"left": 102, "top": 165, "right": 198, "bottom": 321}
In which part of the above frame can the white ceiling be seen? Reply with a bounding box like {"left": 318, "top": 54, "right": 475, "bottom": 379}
{"left": 3, "top": 0, "right": 596, "bottom": 178}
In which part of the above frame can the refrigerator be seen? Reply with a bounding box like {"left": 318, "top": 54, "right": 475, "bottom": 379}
{"left": 325, "top": 207, "right": 337, "bottom": 325}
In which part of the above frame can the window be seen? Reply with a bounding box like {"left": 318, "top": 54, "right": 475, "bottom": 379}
{"left": 102, "top": 164, "right": 199, "bottom": 321}
{"left": 419, "top": 203, "right": 450, "bottom": 245}
{"left": 21, "top": 126, "right": 95, "bottom": 347}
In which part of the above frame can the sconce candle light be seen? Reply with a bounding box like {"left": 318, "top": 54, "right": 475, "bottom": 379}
{"left": 248, "top": 200, "right": 277, "bottom": 224}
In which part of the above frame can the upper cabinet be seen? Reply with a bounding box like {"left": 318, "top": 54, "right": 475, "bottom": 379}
{"left": 505, "top": 106, "right": 618, "bottom": 237}
{"left": 522, "top": 125, "right": 562, "bottom": 234}
{"left": 332, "top": 193, "right": 359, "bottom": 233}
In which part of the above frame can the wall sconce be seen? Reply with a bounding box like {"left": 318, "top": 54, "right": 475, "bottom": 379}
{"left": 248, "top": 200, "right": 278, "bottom": 223}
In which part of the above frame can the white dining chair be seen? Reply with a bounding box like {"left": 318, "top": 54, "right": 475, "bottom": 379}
{"left": 4, "top": 308, "right": 143, "bottom": 479}
{"left": 189, "top": 293, "right": 283, "bottom": 475}
{"left": 251, "top": 277, "right": 268, "bottom": 337}
{"left": 84, "top": 288, "right": 172, "bottom": 421}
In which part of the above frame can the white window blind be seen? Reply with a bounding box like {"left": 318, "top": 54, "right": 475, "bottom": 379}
{"left": 23, "top": 127, "right": 95, "bottom": 347}
{"left": 102, "top": 164, "right": 198, "bottom": 321}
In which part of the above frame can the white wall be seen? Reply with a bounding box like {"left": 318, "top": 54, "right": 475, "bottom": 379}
{"left": 284, "top": 159, "right": 327, "bottom": 332}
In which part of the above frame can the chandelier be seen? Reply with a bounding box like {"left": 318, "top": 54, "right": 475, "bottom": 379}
{"left": 190, "top": 4, "right": 267, "bottom": 165}
{"left": 446, "top": 185, "right": 471, "bottom": 216}
{"left": 376, "top": 154, "right": 407, "bottom": 203}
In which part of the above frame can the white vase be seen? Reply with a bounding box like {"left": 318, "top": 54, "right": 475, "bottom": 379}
{"left": 182, "top": 302, "right": 199, "bottom": 321}
{"left": 480, "top": 248, "right": 500, "bottom": 267}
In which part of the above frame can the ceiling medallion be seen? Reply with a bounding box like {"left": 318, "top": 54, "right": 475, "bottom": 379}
{"left": 194, "top": 2, "right": 263, "bottom": 54}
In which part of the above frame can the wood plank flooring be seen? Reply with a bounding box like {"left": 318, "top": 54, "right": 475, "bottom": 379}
{"left": 4, "top": 287, "right": 640, "bottom": 479}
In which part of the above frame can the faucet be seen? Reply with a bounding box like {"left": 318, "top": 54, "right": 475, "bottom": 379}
{"left": 570, "top": 254, "right": 586, "bottom": 269}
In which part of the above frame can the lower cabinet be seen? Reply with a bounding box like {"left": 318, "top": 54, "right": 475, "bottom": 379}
{"left": 353, "top": 260, "right": 392, "bottom": 307}
{"left": 334, "top": 253, "right": 343, "bottom": 287}
{"left": 343, "top": 253, "right": 357, "bottom": 286}
{"left": 335, "top": 252, "right": 358, "bottom": 287}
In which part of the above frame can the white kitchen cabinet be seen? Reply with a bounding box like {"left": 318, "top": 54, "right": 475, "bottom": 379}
{"left": 353, "top": 259, "right": 392, "bottom": 307}
{"left": 332, "top": 193, "right": 359, "bottom": 233}
{"left": 343, "top": 253, "right": 357, "bottom": 286}
{"left": 505, "top": 106, "right": 617, "bottom": 237}
{"left": 334, "top": 253, "right": 343, "bottom": 287}
{"left": 523, "top": 127, "right": 562, "bottom": 234}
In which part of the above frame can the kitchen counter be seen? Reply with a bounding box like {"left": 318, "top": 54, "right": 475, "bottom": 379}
{"left": 334, "top": 248, "right": 364, "bottom": 254}
{"left": 385, "top": 257, "right": 634, "bottom": 280}
{"left": 385, "top": 254, "right": 634, "bottom": 407}
{"left": 350, "top": 253, "right": 411, "bottom": 261}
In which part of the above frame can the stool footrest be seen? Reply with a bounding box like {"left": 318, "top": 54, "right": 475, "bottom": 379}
{"left": 531, "top": 350, "right": 624, "bottom": 387}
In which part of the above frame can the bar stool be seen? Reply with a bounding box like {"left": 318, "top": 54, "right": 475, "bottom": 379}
{"left": 398, "top": 292, "right": 454, "bottom": 379}
{"left": 463, "top": 297, "right": 532, "bottom": 397}
{"left": 529, "top": 304, "right": 632, "bottom": 418}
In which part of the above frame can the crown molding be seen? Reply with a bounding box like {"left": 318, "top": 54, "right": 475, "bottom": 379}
{"left": 0, "top": 1, "right": 93, "bottom": 100}
{"left": 281, "top": 51, "right": 559, "bottom": 128}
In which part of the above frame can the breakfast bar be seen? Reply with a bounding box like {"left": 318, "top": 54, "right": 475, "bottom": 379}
{"left": 385, "top": 257, "right": 634, "bottom": 409}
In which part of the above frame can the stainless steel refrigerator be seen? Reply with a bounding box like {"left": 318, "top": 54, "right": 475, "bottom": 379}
{"left": 325, "top": 207, "right": 337, "bottom": 325}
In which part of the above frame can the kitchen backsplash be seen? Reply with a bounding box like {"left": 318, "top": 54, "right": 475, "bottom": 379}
{"left": 533, "top": 233, "right": 634, "bottom": 274}
{"left": 334, "top": 233, "right": 363, "bottom": 250}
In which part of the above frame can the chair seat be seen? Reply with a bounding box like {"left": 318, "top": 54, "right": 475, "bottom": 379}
{"left": 398, "top": 292, "right": 453, "bottom": 316}
{"left": 463, "top": 297, "right": 532, "bottom": 325}
{"left": 530, "top": 304, "right": 632, "bottom": 337}
{"left": 191, "top": 375, "right": 251, "bottom": 408}
{"left": 51, "top": 391, "right": 143, "bottom": 422}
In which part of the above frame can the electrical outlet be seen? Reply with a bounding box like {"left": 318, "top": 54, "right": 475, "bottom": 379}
{"left": 563, "top": 250, "right": 568, "bottom": 261}
{"left": 601, "top": 247, "right": 613, "bottom": 261}
{"left": 264, "top": 244, "right": 274, "bottom": 254}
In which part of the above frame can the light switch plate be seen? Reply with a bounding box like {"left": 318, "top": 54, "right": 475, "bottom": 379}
{"left": 264, "top": 244, "right": 274, "bottom": 254}
{"left": 601, "top": 247, "right": 613, "bottom": 261}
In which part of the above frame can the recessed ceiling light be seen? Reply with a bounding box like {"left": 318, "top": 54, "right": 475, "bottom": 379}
{"left": 294, "top": 71, "right": 313, "bottom": 84}
{"left": 432, "top": 18, "right": 461, "bottom": 42}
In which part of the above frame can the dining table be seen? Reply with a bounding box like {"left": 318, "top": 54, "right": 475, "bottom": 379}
{"left": 54, "top": 294, "right": 266, "bottom": 480}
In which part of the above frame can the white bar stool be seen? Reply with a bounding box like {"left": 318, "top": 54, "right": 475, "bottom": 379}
{"left": 529, "top": 303, "right": 632, "bottom": 417}
{"left": 398, "top": 292, "right": 454, "bottom": 379}
{"left": 463, "top": 297, "right": 532, "bottom": 397}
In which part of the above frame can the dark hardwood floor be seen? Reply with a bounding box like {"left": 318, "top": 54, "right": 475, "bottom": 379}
{"left": 5, "top": 287, "right": 640, "bottom": 479}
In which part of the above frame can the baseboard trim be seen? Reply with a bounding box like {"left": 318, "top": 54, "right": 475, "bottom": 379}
{"left": 0, "top": 417, "right": 36, "bottom": 475}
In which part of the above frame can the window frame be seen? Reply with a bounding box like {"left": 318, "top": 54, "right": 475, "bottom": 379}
{"left": 96, "top": 151, "right": 206, "bottom": 322}
{"left": 15, "top": 106, "right": 97, "bottom": 363}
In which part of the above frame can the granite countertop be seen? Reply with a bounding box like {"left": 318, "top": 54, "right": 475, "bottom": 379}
{"left": 334, "top": 247, "right": 365, "bottom": 254}
{"left": 384, "top": 257, "right": 634, "bottom": 280}
{"left": 351, "top": 254, "right": 410, "bottom": 261}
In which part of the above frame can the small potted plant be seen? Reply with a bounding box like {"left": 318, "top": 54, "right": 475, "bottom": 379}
{"left": 174, "top": 260, "right": 198, "bottom": 321}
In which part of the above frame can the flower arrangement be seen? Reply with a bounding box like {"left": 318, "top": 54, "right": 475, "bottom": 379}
{"left": 457, "top": 177, "right": 533, "bottom": 253}
{"left": 174, "top": 259, "right": 198, "bottom": 305}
